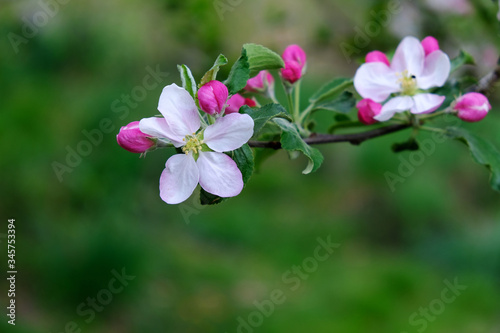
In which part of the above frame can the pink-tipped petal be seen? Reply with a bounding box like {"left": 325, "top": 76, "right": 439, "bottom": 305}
{"left": 390, "top": 36, "right": 425, "bottom": 76}
{"left": 421, "top": 36, "right": 440, "bottom": 56}
{"left": 356, "top": 99, "right": 382, "bottom": 125}
{"left": 139, "top": 117, "right": 184, "bottom": 147}
{"left": 411, "top": 94, "right": 445, "bottom": 114}
{"left": 204, "top": 113, "right": 254, "bottom": 152}
{"left": 375, "top": 96, "right": 414, "bottom": 121}
{"left": 418, "top": 50, "right": 451, "bottom": 90}
{"left": 454, "top": 93, "right": 491, "bottom": 122}
{"left": 225, "top": 94, "right": 246, "bottom": 114}
{"left": 365, "top": 51, "right": 391, "bottom": 66}
{"left": 197, "top": 152, "right": 244, "bottom": 198}
{"left": 198, "top": 80, "right": 229, "bottom": 115}
{"left": 160, "top": 154, "right": 200, "bottom": 204}
{"left": 157, "top": 84, "right": 200, "bottom": 137}
{"left": 354, "top": 62, "right": 400, "bottom": 103}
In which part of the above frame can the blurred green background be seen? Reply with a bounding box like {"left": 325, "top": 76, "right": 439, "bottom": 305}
{"left": 1, "top": 0, "right": 500, "bottom": 332}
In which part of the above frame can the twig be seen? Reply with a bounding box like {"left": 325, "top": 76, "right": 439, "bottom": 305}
{"left": 248, "top": 123, "right": 410, "bottom": 149}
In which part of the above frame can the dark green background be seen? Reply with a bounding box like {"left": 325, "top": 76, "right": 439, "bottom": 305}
{"left": 1, "top": 0, "right": 499, "bottom": 332}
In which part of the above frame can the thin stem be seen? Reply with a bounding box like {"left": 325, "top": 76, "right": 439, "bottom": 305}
{"left": 294, "top": 80, "right": 301, "bottom": 123}
{"left": 420, "top": 126, "right": 449, "bottom": 134}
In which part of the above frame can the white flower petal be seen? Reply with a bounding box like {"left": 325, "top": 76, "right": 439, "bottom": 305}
{"left": 411, "top": 94, "right": 445, "bottom": 114}
{"left": 158, "top": 84, "right": 200, "bottom": 138}
{"left": 139, "top": 117, "right": 184, "bottom": 147}
{"left": 375, "top": 96, "right": 414, "bottom": 121}
{"left": 417, "top": 51, "right": 451, "bottom": 90}
{"left": 159, "top": 154, "right": 199, "bottom": 204}
{"left": 197, "top": 152, "right": 243, "bottom": 198}
{"left": 353, "top": 62, "right": 400, "bottom": 102}
{"left": 390, "top": 36, "right": 425, "bottom": 76}
{"left": 204, "top": 113, "right": 254, "bottom": 152}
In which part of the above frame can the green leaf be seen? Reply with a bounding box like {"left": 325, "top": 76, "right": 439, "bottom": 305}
{"left": 225, "top": 48, "right": 250, "bottom": 94}
{"left": 450, "top": 50, "right": 475, "bottom": 73}
{"left": 243, "top": 43, "right": 285, "bottom": 77}
{"left": 200, "top": 189, "right": 227, "bottom": 206}
{"left": 199, "top": 54, "right": 229, "bottom": 88}
{"left": 446, "top": 127, "right": 500, "bottom": 192}
{"left": 312, "top": 91, "right": 356, "bottom": 113}
{"left": 177, "top": 64, "right": 197, "bottom": 98}
{"left": 241, "top": 103, "right": 291, "bottom": 135}
{"left": 273, "top": 118, "right": 324, "bottom": 174}
{"left": 309, "top": 78, "right": 353, "bottom": 105}
{"left": 231, "top": 144, "right": 254, "bottom": 184}
{"left": 392, "top": 138, "right": 419, "bottom": 153}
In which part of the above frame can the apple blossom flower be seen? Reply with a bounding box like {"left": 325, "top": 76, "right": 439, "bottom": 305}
{"left": 225, "top": 94, "right": 257, "bottom": 114}
{"left": 354, "top": 36, "right": 451, "bottom": 122}
{"left": 453, "top": 93, "right": 491, "bottom": 122}
{"left": 116, "top": 121, "right": 155, "bottom": 153}
{"left": 197, "top": 80, "right": 229, "bottom": 115}
{"left": 356, "top": 99, "right": 382, "bottom": 125}
{"left": 281, "top": 44, "right": 307, "bottom": 84}
{"left": 139, "top": 84, "right": 254, "bottom": 204}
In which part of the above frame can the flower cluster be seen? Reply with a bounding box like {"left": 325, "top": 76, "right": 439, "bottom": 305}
{"left": 117, "top": 38, "right": 494, "bottom": 205}
{"left": 354, "top": 36, "right": 491, "bottom": 123}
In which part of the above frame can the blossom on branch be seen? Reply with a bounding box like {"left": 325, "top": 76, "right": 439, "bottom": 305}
{"left": 354, "top": 36, "right": 451, "bottom": 122}
{"left": 139, "top": 84, "right": 254, "bottom": 204}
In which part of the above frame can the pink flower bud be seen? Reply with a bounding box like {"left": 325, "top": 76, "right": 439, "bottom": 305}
{"left": 197, "top": 80, "right": 229, "bottom": 115}
{"left": 117, "top": 121, "right": 155, "bottom": 153}
{"left": 225, "top": 94, "right": 246, "bottom": 114}
{"left": 357, "top": 99, "right": 382, "bottom": 125}
{"left": 365, "top": 51, "right": 390, "bottom": 66}
{"left": 245, "top": 71, "right": 275, "bottom": 93}
{"left": 421, "top": 36, "right": 440, "bottom": 56}
{"left": 281, "top": 44, "right": 307, "bottom": 85}
{"left": 244, "top": 97, "right": 257, "bottom": 108}
{"left": 225, "top": 94, "right": 257, "bottom": 114}
{"left": 280, "top": 60, "right": 303, "bottom": 84}
{"left": 453, "top": 93, "right": 491, "bottom": 122}
{"left": 282, "top": 44, "right": 307, "bottom": 68}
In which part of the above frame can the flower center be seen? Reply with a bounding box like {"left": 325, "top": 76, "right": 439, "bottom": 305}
{"left": 397, "top": 70, "right": 418, "bottom": 96}
{"left": 182, "top": 133, "right": 204, "bottom": 156}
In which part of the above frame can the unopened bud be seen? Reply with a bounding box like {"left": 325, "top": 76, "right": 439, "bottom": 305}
{"left": 421, "top": 36, "right": 440, "bottom": 56}
{"left": 365, "top": 51, "right": 390, "bottom": 66}
{"left": 357, "top": 99, "right": 382, "bottom": 125}
{"left": 453, "top": 92, "right": 491, "bottom": 122}
{"left": 117, "top": 121, "right": 155, "bottom": 153}
{"left": 197, "top": 80, "right": 229, "bottom": 115}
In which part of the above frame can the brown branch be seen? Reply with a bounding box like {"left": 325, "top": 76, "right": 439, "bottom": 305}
{"left": 248, "top": 123, "right": 411, "bottom": 149}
